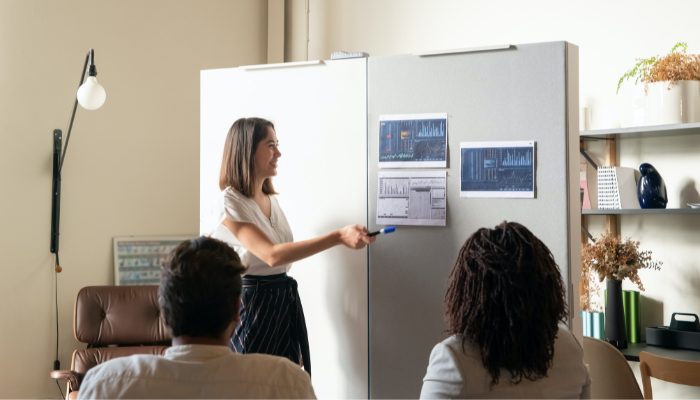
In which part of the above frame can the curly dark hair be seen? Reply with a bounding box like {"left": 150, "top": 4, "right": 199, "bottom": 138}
{"left": 159, "top": 236, "right": 246, "bottom": 338}
{"left": 444, "top": 221, "right": 568, "bottom": 386}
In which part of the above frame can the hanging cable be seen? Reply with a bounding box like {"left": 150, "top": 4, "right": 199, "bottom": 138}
{"left": 54, "top": 253, "right": 64, "bottom": 399}
{"left": 55, "top": 379, "right": 65, "bottom": 399}
{"left": 55, "top": 254, "right": 59, "bottom": 361}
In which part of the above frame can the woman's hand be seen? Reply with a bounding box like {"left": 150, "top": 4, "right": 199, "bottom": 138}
{"left": 337, "top": 225, "right": 376, "bottom": 249}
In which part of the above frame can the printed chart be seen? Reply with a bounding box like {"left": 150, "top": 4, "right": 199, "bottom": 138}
{"left": 379, "top": 113, "right": 447, "bottom": 168}
{"left": 460, "top": 141, "right": 535, "bottom": 198}
{"left": 377, "top": 171, "right": 447, "bottom": 226}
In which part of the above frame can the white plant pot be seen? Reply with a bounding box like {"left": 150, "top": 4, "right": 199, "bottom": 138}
{"left": 621, "top": 83, "right": 647, "bottom": 128}
{"left": 646, "top": 80, "right": 700, "bottom": 125}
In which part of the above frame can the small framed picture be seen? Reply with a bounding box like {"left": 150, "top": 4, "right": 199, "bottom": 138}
{"left": 113, "top": 236, "right": 196, "bottom": 286}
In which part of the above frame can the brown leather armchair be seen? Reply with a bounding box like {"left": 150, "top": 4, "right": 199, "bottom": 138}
{"left": 50, "top": 286, "right": 171, "bottom": 399}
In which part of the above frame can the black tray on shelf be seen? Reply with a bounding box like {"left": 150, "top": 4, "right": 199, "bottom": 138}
{"left": 646, "top": 313, "right": 700, "bottom": 351}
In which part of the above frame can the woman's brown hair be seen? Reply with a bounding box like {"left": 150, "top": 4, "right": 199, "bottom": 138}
{"left": 219, "top": 117, "right": 278, "bottom": 197}
{"left": 444, "top": 221, "right": 568, "bottom": 386}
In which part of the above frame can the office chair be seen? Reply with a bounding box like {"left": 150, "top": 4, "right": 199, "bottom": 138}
{"left": 583, "top": 336, "right": 643, "bottom": 399}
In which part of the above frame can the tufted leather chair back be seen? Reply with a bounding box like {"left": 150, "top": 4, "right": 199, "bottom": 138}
{"left": 53, "top": 286, "right": 172, "bottom": 399}
{"left": 70, "top": 286, "right": 171, "bottom": 378}
{"left": 74, "top": 285, "right": 169, "bottom": 346}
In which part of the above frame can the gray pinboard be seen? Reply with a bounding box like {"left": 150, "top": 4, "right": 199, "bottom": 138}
{"left": 367, "top": 42, "right": 580, "bottom": 398}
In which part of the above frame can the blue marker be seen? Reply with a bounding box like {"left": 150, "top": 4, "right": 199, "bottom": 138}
{"left": 368, "top": 226, "right": 395, "bottom": 237}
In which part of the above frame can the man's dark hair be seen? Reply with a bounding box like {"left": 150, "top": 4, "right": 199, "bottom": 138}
{"left": 159, "top": 236, "right": 246, "bottom": 338}
{"left": 444, "top": 221, "right": 568, "bottom": 387}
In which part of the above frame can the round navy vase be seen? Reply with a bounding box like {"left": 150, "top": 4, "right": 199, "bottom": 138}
{"left": 637, "top": 163, "right": 668, "bottom": 209}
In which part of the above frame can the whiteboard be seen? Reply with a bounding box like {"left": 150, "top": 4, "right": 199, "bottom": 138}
{"left": 200, "top": 59, "right": 368, "bottom": 399}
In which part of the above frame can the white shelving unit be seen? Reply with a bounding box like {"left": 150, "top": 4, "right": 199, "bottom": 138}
{"left": 582, "top": 122, "right": 700, "bottom": 139}
{"left": 580, "top": 122, "right": 700, "bottom": 243}
{"left": 583, "top": 209, "right": 700, "bottom": 215}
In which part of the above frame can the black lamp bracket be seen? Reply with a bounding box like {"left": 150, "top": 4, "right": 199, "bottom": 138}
{"left": 88, "top": 49, "right": 97, "bottom": 77}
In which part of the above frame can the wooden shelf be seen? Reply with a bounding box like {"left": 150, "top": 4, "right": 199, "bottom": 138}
{"left": 583, "top": 209, "right": 700, "bottom": 215}
{"left": 581, "top": 122, "right": 700, "bottom": 140}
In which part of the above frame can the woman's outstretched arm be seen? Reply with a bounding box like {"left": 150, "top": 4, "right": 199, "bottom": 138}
{"left": 222, "top": 219, "right": 375, "bottom": 268}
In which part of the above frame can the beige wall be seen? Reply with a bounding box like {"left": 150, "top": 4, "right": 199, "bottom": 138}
{"left": 284, "top": 0, "right": 308, "bottom": 62}
{"left": 286, "top": 0, "right": 700, "bottom": 397}
{"left": 0, "top": 1, "right": 267, "bottom": 397}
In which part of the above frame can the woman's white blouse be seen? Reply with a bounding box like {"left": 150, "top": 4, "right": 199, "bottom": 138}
{"left": 420, "top": 327, "right": 591, "bottom": 399}
{"left": 208, "top": 187, "right": 294, "bottom": 276}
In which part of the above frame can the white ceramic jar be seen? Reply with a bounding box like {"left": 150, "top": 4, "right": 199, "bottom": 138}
{"left": 645, "top": 80, "right": 700, "bottom": 125}
{"left": 621, "top": 83, "right": 647, "bottom": 128}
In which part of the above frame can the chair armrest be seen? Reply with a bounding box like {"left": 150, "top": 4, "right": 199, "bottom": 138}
{"left": 50, "top": 370, "right": 84, "bottom": 391}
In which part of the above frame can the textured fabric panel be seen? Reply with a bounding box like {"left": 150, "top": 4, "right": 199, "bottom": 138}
{"left": 74, "top": 286, "right": 170, "bottom": 345}
{"left": 72, "top": 346, "right": 169, "bottom": 374}
{"left": 368, "top": 42, "right": 574, "bottom": 398}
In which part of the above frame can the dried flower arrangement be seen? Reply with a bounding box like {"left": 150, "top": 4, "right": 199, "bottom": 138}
{"left": 580, "top": 231, "right": 662, "bottom": 313}
{"left": 580, "top": 259, "right": 603, "bottom": 312}
{"left": 616, "top": 42, "right": 700, "bottom": 94}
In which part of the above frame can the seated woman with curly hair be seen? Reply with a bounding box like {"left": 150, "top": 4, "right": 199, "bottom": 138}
{"left": 420, "top": 221, "right": 591, "bottom": 399}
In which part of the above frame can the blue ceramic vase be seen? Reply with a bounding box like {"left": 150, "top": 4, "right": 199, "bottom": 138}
{"left": 637, "top": 163, "right": 667, "bottom": 209}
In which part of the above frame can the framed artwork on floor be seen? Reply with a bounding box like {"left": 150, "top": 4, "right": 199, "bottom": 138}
{"left": 113, "top": 236, "right": 196, "bottom": 286}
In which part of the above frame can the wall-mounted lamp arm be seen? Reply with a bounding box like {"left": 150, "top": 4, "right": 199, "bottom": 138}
{"left": 52, "top": 49, "right": 95, "bottom": 254}
{"left": 58, "top": 50, "right": 92, "bottom": 174}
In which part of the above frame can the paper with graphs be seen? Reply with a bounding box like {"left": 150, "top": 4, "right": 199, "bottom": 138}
{"left": 376, "top": 171, "right": 446, "bottom": 226}
{"left": 378, "top": 113, "right": 448, "bottom": 168}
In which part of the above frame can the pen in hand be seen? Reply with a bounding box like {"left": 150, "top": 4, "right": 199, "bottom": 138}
{"left": 367, "top": 226, "right": 396, "bottom": 237}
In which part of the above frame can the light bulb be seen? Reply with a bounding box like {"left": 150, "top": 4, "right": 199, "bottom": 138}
{"left": 77, "top": 76, "right": 106, "bottom": 110}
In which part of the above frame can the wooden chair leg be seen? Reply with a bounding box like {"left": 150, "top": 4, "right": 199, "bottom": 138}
{"left": 640, "top": 360, "right": 653, "bottom": 399}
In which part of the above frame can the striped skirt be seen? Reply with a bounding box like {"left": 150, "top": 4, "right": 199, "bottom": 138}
{"left": 229, "top": 273, "right": 311, "bottom": 376}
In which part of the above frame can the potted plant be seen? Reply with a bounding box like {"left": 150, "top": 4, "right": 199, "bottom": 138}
{"left": 618, "top": 42, "right": 700, "bottom": 127}
{"left": 581, "top": 231, "right": 662, "bottom": 348}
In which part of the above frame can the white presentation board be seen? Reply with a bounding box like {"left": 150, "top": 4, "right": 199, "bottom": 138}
{"left": 200, "top": 59, "right": 368, "bottom": 399}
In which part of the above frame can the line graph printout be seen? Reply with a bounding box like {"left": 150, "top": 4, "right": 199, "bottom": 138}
{"left": 377, "top": 171, "right": 447, "bottom": 226}
{"left": 379, "top": 113, "right": 448, "bottom": 168}
{"left": 460, "top": 141, "right": 535, "bottom": 198}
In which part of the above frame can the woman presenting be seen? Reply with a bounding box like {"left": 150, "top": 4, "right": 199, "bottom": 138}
{"left": 212, "top": 117, "right": 374, "bottom": 376}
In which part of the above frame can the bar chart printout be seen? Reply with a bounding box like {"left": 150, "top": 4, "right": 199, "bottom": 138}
{"left": 460, "top": 141, "right": 535, "bottom": 198}
{"left": 377, "top": 171, "right": 447, "bottom": 226}
{"left": 379, "top": 112, "right": 447, "bottom": 168}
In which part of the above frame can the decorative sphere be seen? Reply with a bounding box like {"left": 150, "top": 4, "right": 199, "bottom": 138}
{"left": 55, "top": 265, "right": 63, "bottom": 273}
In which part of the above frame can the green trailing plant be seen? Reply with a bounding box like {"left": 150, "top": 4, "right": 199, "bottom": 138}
{"left": 616, "top": 42, "right": 699, "bottom": 94}
{"left": 617, "top": 57, "right": 658, "bottom": 94}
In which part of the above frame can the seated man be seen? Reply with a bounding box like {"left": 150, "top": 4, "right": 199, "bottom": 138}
{"left": 79, "top": 237, "right": 316, "bottom": 399}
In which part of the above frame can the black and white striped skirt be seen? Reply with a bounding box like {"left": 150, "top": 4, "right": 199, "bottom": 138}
{"left": 229, "top": 273, "right": 311, "bottom": 376}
